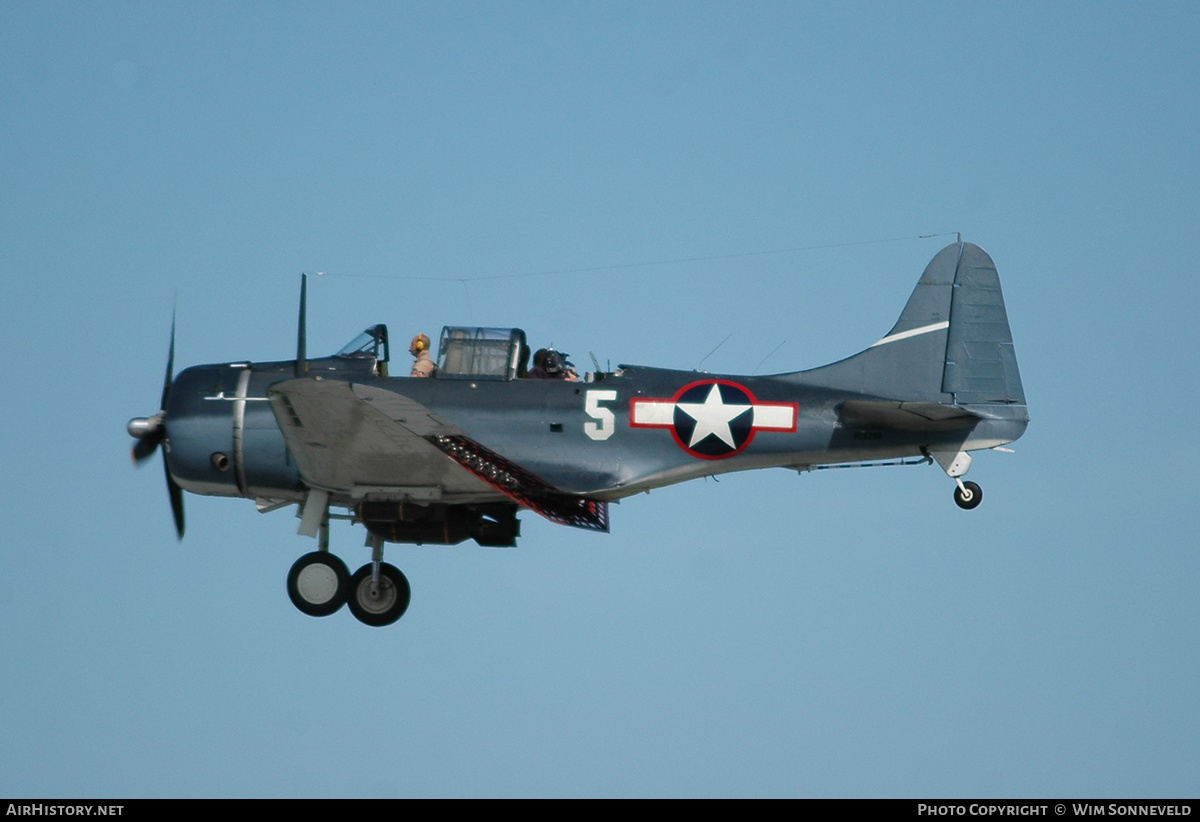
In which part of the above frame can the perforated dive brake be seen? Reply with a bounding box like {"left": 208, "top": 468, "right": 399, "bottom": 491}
{"left": 429, "top": 434, "right": 609, "bottom": 532}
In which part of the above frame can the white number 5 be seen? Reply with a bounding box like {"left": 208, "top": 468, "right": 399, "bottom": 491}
{"left": 584, "top": 390, "right": 618, "bottom": 441}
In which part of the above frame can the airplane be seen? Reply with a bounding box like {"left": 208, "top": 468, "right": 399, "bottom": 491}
{"left": 129, "top": 240, "right": 1028, "bottom": 626}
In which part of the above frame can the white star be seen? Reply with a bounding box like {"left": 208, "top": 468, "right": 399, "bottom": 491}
{"left": 675, "top": 384, "right": 751, "bottom": 449}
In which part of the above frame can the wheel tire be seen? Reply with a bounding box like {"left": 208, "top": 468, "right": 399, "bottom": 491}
{"left": 954, "top": 480, "right": 984, "bottom": 510}
{"left": 287, "top": 551, "right": 350, "bottom": 617}
{"left": 347, "top": 563, "right": 411, "bottom": 627}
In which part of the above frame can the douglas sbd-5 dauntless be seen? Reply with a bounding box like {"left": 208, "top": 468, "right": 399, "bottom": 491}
{"left": 130, "top": 241, "right": 1028, "bottom": 626}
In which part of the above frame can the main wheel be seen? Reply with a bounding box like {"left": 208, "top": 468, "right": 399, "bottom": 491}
{"left": 954, "top": 480, "right": 983, "bottom": 510}
{"left": 347, "top": 563, "right": 411, "bottom": 627}
{"left": 287, "top": 551, "right": 350, "bottom": 616}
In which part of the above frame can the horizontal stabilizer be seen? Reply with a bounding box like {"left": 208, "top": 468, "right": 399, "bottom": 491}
{"left": 839, "top": 400, "right": 980, "bottom": 431}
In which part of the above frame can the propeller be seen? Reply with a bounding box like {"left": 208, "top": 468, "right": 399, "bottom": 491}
{"left": 128, "top": 312, "right": 185, "bottom": 539}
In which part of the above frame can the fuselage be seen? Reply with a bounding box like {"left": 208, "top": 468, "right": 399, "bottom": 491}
{"left": 163, "top": 356, "right": 1028, "bottom": 508}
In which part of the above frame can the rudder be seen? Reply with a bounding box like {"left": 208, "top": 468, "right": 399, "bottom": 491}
{"left": 942, "top": 243, "right": 1026, "bottom": 405}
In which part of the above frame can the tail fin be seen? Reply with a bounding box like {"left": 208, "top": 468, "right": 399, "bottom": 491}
{"left": 791, "top": 242, "right": 1025, "bottom": 406}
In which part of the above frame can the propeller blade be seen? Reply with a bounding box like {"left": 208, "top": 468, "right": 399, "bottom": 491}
{"left": 165, "top": 457, "right": 185, "bottom": 540}
{"left": 131, "top": 310, "right": 185, "bottom": 539}
{"left": 131, "top": 427, "right": 165, "bottom": 465}
{"left": 160, "top": 309, "right": 176, "bottom": 411}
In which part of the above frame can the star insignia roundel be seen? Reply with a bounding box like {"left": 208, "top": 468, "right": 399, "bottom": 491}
{"left": 630, "top": 379, "right": 798, "bottom": 460}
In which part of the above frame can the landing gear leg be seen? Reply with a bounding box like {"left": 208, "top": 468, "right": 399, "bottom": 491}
{"left": 929, "top": 448, "right": 984, "bottom": 510}
{"left": 347, "top": 534, "right": 411, "bottom": 627}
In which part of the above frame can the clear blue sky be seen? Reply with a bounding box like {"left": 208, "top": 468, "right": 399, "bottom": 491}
{"left": 2, "top": 1, "right": 1198, "bottom": 798}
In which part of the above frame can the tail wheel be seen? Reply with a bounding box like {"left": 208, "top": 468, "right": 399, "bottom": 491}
{"left": 954, "top": 480, "right": 983, "bottom": 510}
{"left": 287, "top": 552, "right": 350, "bottom": 616}
{"left": 347, "top": 563, "right": 411, "bottom": 627}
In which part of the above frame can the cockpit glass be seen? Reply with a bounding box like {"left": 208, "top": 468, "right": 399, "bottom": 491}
{"left": 335, "top": 324, "right": 389, "bottom": 361}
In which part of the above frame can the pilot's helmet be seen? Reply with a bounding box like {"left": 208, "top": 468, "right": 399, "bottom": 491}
{"left": 410, "top": 333, "right": 430, "bottom": 356}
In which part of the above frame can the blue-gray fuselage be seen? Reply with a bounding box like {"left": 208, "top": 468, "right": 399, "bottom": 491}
{"left": 165, "top": 356, "right": 1027, "bottom": 508}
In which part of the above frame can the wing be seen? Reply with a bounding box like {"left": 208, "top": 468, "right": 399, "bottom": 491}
{"left": 268, "top": 377, "right": 493, "bottom": 500}
{"left": 268, "top": 379, "right": 608, "bottom": 531}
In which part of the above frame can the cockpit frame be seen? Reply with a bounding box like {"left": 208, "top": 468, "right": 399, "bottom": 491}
{"left": 435, "top": 327, "right": 527, "bottom": 381}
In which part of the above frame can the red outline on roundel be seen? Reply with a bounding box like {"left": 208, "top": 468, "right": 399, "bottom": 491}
{"left": 629, "top": 378, "right": 798, "bottom": 460}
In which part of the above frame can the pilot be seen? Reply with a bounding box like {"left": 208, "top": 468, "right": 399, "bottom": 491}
{"left": 528, "top": 348, "right": 578, "bottom": 381}
{"left": 409, "top": 333, "right": 436, "bottom": 378}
